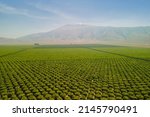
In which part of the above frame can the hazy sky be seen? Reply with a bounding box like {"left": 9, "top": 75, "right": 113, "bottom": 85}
{"left": 0, "top": 0, "right": 150, "bottom": 38}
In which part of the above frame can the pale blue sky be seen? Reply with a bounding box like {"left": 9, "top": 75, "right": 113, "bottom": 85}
{"left": 0, "top": 0, "right": 150, "bottom": 38}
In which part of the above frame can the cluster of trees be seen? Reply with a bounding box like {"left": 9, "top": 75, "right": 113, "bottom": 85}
{"left": 0, "top": 56, "right": 150, "bottom": 100}
{"left": 0, "top": 46, "right": 150, "bottom": 100}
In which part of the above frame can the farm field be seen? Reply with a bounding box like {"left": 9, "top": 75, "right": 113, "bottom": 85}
{"left": 0, "top": 44, "right": 150, "bottom": 100}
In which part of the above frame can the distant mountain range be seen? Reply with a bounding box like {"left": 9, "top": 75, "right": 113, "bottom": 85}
{"left": 0, "top": 37, "right": 18, "bottom": 44}
{"left": 1, "top": 24, "right": 150, "bottom": 45}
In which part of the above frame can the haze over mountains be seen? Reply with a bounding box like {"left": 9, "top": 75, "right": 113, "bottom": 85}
{"left": 0, "top": 24, "right": 150, "bottom": 45}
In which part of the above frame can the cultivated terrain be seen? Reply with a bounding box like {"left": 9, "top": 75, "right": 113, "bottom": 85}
{"left": 0, "top": 45, "right": 150, "bottom": 100}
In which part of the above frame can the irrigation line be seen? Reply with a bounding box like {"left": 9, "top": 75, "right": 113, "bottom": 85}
{"left": 86, "top": 47, "right": 150, "bottom": 62}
